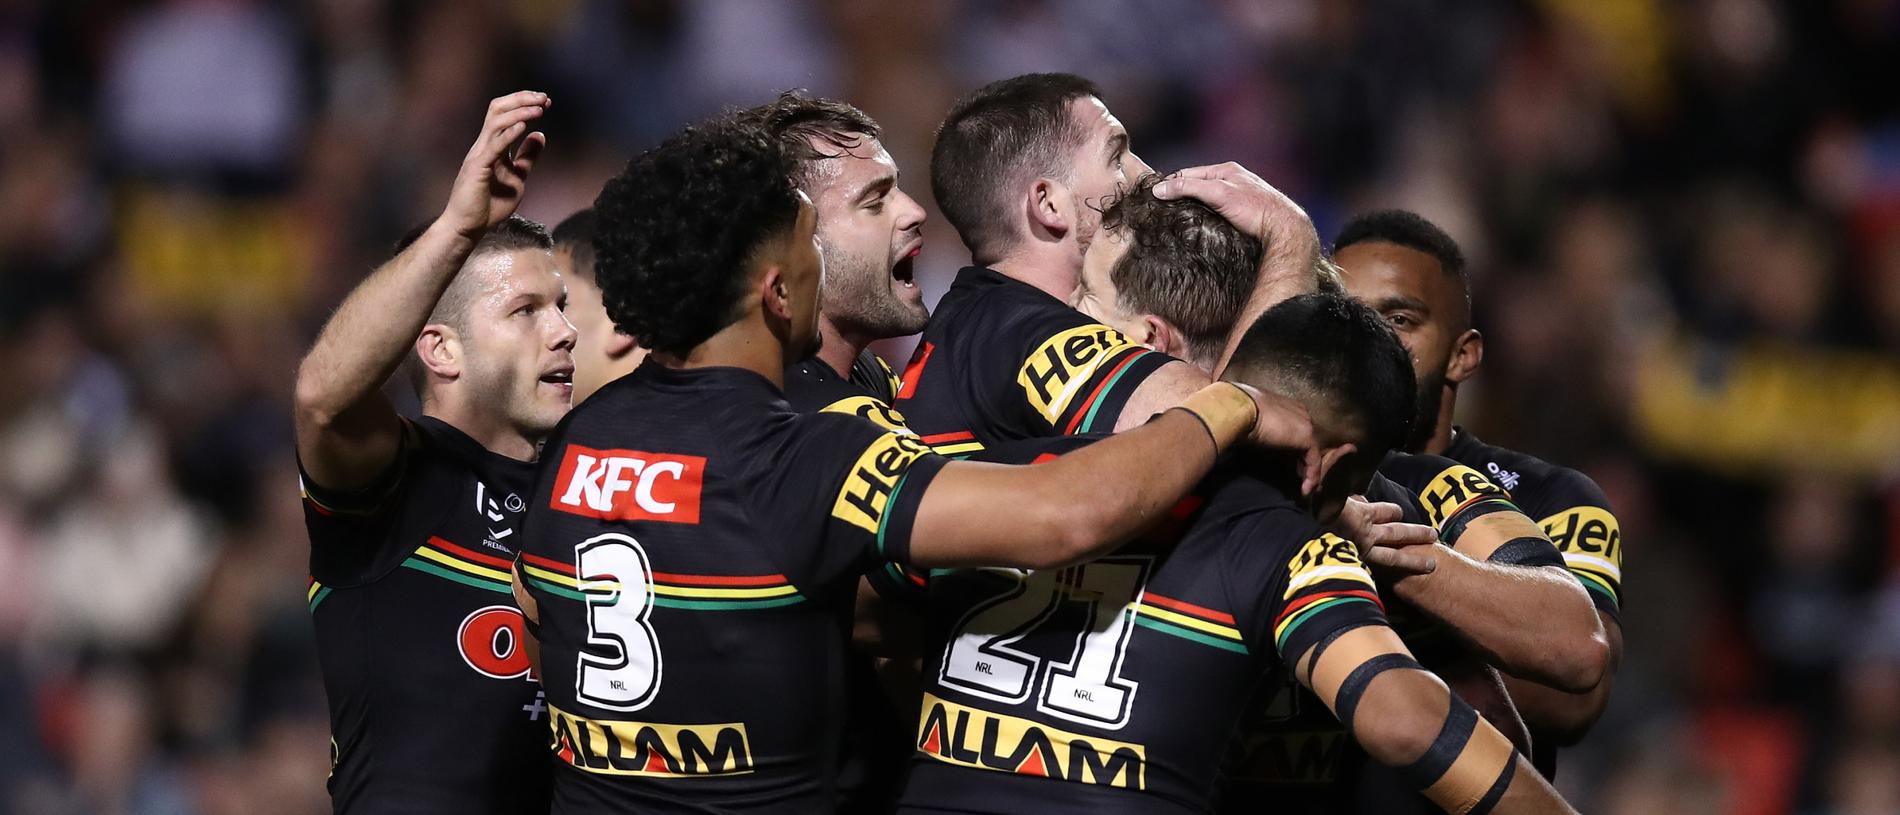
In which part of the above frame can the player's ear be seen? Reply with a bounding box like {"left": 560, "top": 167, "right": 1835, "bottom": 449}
{"left": 416, "top": 326, "right": 460, "bottom": 380}
{"left": 760, "top": 263, "right": 792, "bottom": 321}
{"left": 1446, "top": 328, "right": 1483, "bottom": 385}
{"left": 1140, "top": 315, "right": 1173, "bottom": 354}
{"left": 604, "top": 330, "right": 638, "bottom": 361}
{"left": 1028, "top": 178, "right": 1069, "bottom": 238}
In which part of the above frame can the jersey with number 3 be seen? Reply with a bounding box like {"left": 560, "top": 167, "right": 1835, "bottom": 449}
{"left": 897, "top": 439, "right": 1392, "bottom": 815}
{"left": 516, "top": 363, "right": 949, "bottom": 813}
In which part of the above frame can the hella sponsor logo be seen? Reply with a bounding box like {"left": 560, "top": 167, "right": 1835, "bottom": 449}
{"left": 551, "top": 445, "right": 705, "bottom": 524}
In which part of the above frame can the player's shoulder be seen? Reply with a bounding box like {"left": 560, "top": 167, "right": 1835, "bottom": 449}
{"left": 1446, "top": 428, "right": 1610, "bottom": 514}
{"left": 1196, "top": 458, "right": 1311, "bottom": 532}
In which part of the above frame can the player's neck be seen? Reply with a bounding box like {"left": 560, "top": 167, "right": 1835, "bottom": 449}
{"left": 988, "top": 254, "right": 1078, "bottom": 302}
{"left": 813, "top": 314, "right": 865, "bottom": 379}
{"left": 421, "top": 400, "right": 539, "bottom": 462}
{"left": 1423, "top": 390, "right": 1457, "bottom": 456}
{"left": 656, "top": 320, "right": 787, "bottom": 389}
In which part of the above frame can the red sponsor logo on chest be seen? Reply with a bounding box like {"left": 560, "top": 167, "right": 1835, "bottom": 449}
{"left": 550, "top": 445, "right": 705, "bottom": 523}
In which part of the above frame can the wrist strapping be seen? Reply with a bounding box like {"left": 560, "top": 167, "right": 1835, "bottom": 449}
{"left": 1173, "top": 382, "right": 1257, "bottom": 454}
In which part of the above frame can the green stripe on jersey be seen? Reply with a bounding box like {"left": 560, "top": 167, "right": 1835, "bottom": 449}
{"left": 1133, "top": 614, "right": 1249, "bottom": 655}
{"left": 1274, "top": 596, "right": 1379, "bottom": 652}
{"left": 401, "top": 559, "right": 512, "bottom": 594}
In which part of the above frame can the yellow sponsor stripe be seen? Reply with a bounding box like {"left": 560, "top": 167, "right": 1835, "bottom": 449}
{"left": 1134, "top": 604, "right": 1244, "bottom": 642}
{"left": 651, "top": 583, "right": 799, "bottom": 600}
{"left": 414, "top": 546, "right": 511, "bottom": 583}
{"left": 306, "top": 582, "right": 322, "bottom": 602}
{"left": 930, "top": 441, "right": 986, "bottom": 456}
{"left": 1285, "top": 565, "right": 1377, "bottom": 594}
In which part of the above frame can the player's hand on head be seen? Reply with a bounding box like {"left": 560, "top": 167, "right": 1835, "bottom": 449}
{"left": 1332, "top": 496, "right": 1439, "bottom": 576}
{"left": 1225, "top": 382, "right": 1328, "bottom": 494}
{"left": 443, "top": 90, "right": 551, "bottom": 240}
{"left": 1152, "top": 162, "right": 1319, "bottom": 260}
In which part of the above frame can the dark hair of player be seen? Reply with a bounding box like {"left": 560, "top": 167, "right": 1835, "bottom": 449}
{"left": 591, "top": 120, "right": 802, "bottom": 356}
{"left": 1332, "top": 209, "right": 1465, "bottom": 278}
{"left": 392, "top": 214, "right": 553, "bottom": 332}
{"left": 552, "top": 208, "right": 598, "bottom": 283}
{"left": 1225, "top": 292, "right": 1417, "bottom": 458}
{"left": 930, "top": 72, "right": 1104, "bottom": 261}
{"left": 1099, "top": 173, "right": 1263, "bottom": 365}
{"left": 731, "top": 90, "right": 881, "bottom": 187}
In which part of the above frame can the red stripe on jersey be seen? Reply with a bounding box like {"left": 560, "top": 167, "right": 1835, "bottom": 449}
{"left": 1143, "top": 593, "right": 1237, "bottom": 625}
{"left": 1274, "top": 589, "right": 1385, "bottom": 626}
{"left": 1062, "top": 348, "right": 1144, "bottom": 434}
{"left": 897, "top": 342, "right": 934, "bottom": 400}
{"left": 920, "top": 430, "right": 975, "bottom": 445}
{"left": 428, "top": 536, "right": 515, "bottom": 570}
{"left": 520, "top": 552, "right": 577, "bottom": 575}
{"left": 649, "top": 572, "right": 788, "bottom": 587}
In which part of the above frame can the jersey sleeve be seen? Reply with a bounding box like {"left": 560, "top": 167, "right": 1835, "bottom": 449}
{"left": 983, "top": 304, "right": 1174, "bottom": 436}
{"left": 762, "top": 414, "right": 949, "bottom": 590}
{"left": 1220, "top": 508, "right": 1390, "bottom": 665}
{"left": 1362, "top": 472, "right": 1430, "bottom": 525}
{"left": 299, "top": 420, "right": 425, "bottom": 584}
{"left": 1526, "top": 470, "right": 1624, "bottom": 617}
{"left": 1380, "top": 453, "right": 1568, "bottom": 569}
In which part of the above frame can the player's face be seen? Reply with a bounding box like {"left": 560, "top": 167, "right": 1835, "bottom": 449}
{"left": 1335, "top": 241, "right": 1457, "bottom": 442}
{"left": 458, "top": 248, "right": 577, "bottom": 437}
{"left": 1064, "top": 97, "right": 1150, "bottom": 257}
{"left": 556, "top": 248, "right": 646, "bottom": 404}
{"left": 1072, "top": 225, "right": 1146, "bottom": 340}
{"left": 781, "top": 196, "right": 826, "bottom": 359}
{"left": 805, "top": 134, "right": 929, "bottom": 340}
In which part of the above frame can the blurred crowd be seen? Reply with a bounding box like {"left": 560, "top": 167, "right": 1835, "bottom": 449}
{"left": 0, "top": 0, "right": 1896, "bottom": 813}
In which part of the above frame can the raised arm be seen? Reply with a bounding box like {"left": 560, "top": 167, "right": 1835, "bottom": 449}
{"left": 1296, "top": 626, "right": 1577, "bottom": 814}
{"left": 907, "top": 383, "right": 1313, "bottom": 569}
{"left": 294, "top": 91, "right": 549, "bottom": 490}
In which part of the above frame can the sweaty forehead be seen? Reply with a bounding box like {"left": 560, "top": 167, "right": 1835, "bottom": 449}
{"left": 803, "top": 134, "right": 894, "bottom": 197}
{"left": 1336, "top": 241, "right": 1455, "bottom": 310}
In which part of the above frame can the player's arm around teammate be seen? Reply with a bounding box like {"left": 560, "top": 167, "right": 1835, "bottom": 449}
{"left": 295, "top": 91, "right": 550, "bottom": 488}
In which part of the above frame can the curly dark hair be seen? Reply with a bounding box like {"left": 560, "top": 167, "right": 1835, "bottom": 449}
{"left": 591, "top": 120, "right": 802, "bottom": 356}
{"left": 1098, "top": 174, "right": 1263, "bottom": 366}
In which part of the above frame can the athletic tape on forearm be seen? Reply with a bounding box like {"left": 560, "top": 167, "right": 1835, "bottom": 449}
{"left": 1468, "top": 752, "right": 1516, "bottom": 815}
{"left": 1333, "top": 653, "right": 1423, "bottom": 727}
{"left": 1175, "top": 382, "right": 1258, "bottom": 452}
{"left": 1398, "top": 694, "right": 1479, "bottom": 789}
{"left": 1484, "top": 536, "right": 1564, "bottom": 568}
{"left": 1438, "top": 498, "right": 1520, "bottom": 546}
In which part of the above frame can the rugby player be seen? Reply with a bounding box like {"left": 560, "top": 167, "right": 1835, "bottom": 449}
{"left": 293, "top": 92, "right": 568, "bottom": 813}
{"left": 552, "top": 208, "right": 647, "bottom": 404}
{"left": 512, "top": 119, "right": 1319, "bottom": 812}
{"left": 1068, "top": 181, "right": 1607, "bottom": 811}
{"left": 730, "top": 91, "right": 930, "bottom": 813}
{"left": 896, "top": 294, "right": 1576, "bottom": 815}
{"left": 1333, "top": 210, "right": 1625, "bottom": 779}
{"left": 895, "top": 73, "right": 1323, "bottom": 454}
{"left": 1074, "top": 178, "right": 1607, "bottom": 694}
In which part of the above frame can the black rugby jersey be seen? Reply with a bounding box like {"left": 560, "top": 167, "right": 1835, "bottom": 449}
{"left": 783, "top": 351, "right": 924, "bottom": 815}
{"left": 301, "top": 415, "right": 551, "bottom": 815}
{"left": 1446, "top": 427, "right": 1621, "bottom": 781}
{"left": 1216, "top": 453, "right": 1558, "bottom": 814}
{"left": 515, "top": 362, "right": 948, "bottom": 813}
{"left": 896, "top": 437, "right": 1391, "bottom": 815}
{"left": 894, "top": 266, "right": 1173, "bottom": 456}
{"left": 1445, "top": 428, "right": 1622, "bottom": 619}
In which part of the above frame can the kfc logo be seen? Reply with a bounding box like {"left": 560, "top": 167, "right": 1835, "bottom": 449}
{"left": 551, "top": 445, "right": 704, "bottom": 524}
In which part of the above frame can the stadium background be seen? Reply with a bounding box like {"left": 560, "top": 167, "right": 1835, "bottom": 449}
{"left": 1, "top": 0, "right": 1897, "bottom": 812}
